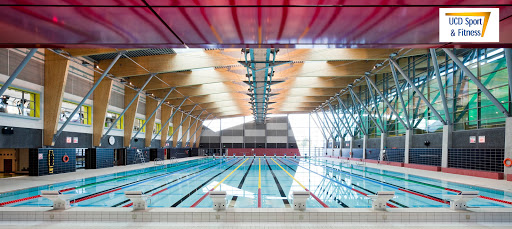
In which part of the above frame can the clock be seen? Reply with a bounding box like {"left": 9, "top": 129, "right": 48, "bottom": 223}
{"left": 108, "top": 136, "right": 116, "bottom": 145}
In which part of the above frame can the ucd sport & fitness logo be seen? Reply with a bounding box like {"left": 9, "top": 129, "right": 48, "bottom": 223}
{"left": 439, "top": 8, "right": 499, "bottom": 42}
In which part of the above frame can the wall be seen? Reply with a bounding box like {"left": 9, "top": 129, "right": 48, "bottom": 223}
{"left": 412, "top": 132, "right": 443, "bottom": 148}
{"left": 29, "top": 148, "right": 76, "bottom": 176}
{"left": 386, "top": 136, "right": 405, "bottom": 148}
{"left": 452, "top": 128, "right": 505, "bottom": 149}
{"left": 224, "top": 148, "right": 301, "bottom": 156}
{"left": 367, "top": 138, "right": 380, "bottom": 148}
{"left": 0, "top": 148, "right": 16, "bottom": 172}
{"left": 200, "top": 116, "right": 297, "bottom": 149}
{"left": 0, "top": 126, "right": 42, "bottom": 148}
{"left": 53, "top": 131, "right": 92, "bottom": 148}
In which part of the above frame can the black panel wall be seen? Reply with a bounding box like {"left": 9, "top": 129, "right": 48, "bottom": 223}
{"left": 452, "top": 128, "right": 505, "bottom": 149}
{"left": 29, "top": 148, "right": 76, "bottom": 176}
{"left": 0, "top": 127, "right": 42, "bottom": 148}
{"left": 367, "top": 138, "right": 381, "bottom": 148}
{"left": 53, "top": 131, "right": 92, "bottom": 148}
{"left": 412, "top": 132, "right": 443, "bottom": 148}
{"left": 99, "top": 135, "right": 124, "bottom": 148}
{"left": 85, "top": 148, "right": 114, "bottom": 169}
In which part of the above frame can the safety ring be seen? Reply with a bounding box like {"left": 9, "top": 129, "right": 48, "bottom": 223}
{"left": 504, "top": 158, "right": 512, "bottom": 167}
{"left": 62, "top": 155, "right": 69, "bottom": 163}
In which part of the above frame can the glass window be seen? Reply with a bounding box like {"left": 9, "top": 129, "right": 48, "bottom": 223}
{"left": 153, "top": 123, "right": 162, "bottom": 134}
{"left": 105, "top": 111, "right": 123, "bottom": 129}
{"left": 60, "top": 101, "right": 90, "bottom": 125}
{"left": 0, "top": 86, "right": 38, "bottom": 117}
{"left": 134, "top": 118, "right": 145, "bottom": 132}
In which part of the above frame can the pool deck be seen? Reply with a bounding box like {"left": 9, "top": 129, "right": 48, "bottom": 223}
{"left": 0, "top": 157, "right": 205, "bottom": 194}
{"left": 316, "top": 157, "right": 512, "bottom": 193}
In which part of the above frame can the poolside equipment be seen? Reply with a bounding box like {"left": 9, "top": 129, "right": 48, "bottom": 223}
{"left": 124, "top": 191, "right": 149, "bottom": 210}
{"left": 292, "top": 191, "right": 310, "bottom": 211}
{"left": 209, "top": 191, "right": 227, "bottom": 210}
{"left": 445, "top": 191, "right": 479, "bottom": 210}
{"left": 41, "top": 190, "right": 73, "bottom": 210}
{"left": 368, "top": 191, "right": 395, "bottom": 211}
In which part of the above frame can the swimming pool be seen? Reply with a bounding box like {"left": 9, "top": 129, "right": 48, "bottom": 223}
{"left": 1, "top": 157, "right": 511, "bottom": 208}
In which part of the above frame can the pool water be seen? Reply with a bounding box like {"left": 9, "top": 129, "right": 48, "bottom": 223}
{"left": 1, "top": 157, "right": 511, "bottom": 208}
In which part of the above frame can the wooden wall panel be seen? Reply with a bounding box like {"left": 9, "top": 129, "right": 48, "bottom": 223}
{"left": 92, "top": 72, "right": 114, "bottom": 146}
{"left": 160, "top": 105, "right": 172, "bottom": 147}
{"left": 123, "top": 87, "right": 139, "bottom": 147}
{"left": 195, "top": 121, "right": 204, "bottom": 148}
{"left": 171, "top": 112, "right": 183, "bottom": 147}
{"left": 43, "top": 50, "right": 70, "bottom": 146}
{"left": 144, "top": 97, "right": 158, "bottom": 147}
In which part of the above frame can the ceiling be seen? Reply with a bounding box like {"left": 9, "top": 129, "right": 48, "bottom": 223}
{"left": 2, "top": 1, "right": 511, "bottom": 119}
{"left": 0, "top": 1, "right": 511, "bottom": 48}
{"left": 64, "top": 48, "right": 426, "bottom": 119}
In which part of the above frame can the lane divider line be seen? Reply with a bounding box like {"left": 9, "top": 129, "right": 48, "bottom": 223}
{"left": 265, "top": 159, "right": 291, "bottom": 208}
{"left": 114, "top": 159, "right": 234, "bottom": 207}
{"left": 71, "top": 159, "right": 221, "bottom": 204}
{"left": 293, "top": 158, "right": 449, "bottom": 205}
{"left": 258, "top": 158, "right": 261, "bottom": 208}
{"left": 228, "top": 159, "right": 254, "bottom": 208}
{"left": 190, "top": 159, "right": 249, "bottom": 208}
{"left": 0, "top": 159, "right": 213, "bottom": 207}
{"left": 270, "top": 158, "right": 329, "bottom": 208}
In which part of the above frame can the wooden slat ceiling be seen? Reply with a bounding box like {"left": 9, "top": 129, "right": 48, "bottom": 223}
{"left": 70, "top": 48, "right": 427, "bottom": 119}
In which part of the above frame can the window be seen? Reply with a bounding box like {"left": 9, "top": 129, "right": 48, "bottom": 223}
{"left": 134, "top": 118, "right": 145, "bottom": 132}
{"left": 0, "top": 86, "right": 39, "bottom": 117}
{"left": 60, "top": 101, "right": 91, "bottom": 125}
{"left": 153, "top": 123, "right": 162, "bottom": 134}
{"left": 105, "top": 111, "right": 123, "bottom": 129}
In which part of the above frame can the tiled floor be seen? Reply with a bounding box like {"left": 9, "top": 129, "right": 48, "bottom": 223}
{"left": 320, "top": 157, "right": 512, "bottom": 192}
{"left": 0, "top": 157, "right": 204, "bottom": 193}
{"left": 0, "top": 221, "right": 511, "bottom": 228}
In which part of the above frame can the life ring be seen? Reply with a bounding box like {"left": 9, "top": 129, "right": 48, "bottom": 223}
{"left": 62, "top": 155, "right": 69, "bottom": 163}
{"left": 504, "top": 158, "right": 512, "bottom": 167}
{"left": 349, "top": 152, "right": 353, "bottom": 157}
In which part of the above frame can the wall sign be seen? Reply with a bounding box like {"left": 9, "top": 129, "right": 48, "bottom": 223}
{"left": 108, "top": 136, "right": 116, "bottom": 146}
{"left": 439, "top": 8, "right": 499, "bottom": 42}
{"left": 38, "top": 153, "right": 43, "bottom": 160}
{"left": 478, "top": 136, "right": 486, "bottom": 143}
{"left": 66, "top": 137, "right": 72, "bottom": 143}
{"left": 73, "top": 137, "right": 78, "bottom": 143}
{"left": 469, "top": 136, "right": 476, "bottom": 144}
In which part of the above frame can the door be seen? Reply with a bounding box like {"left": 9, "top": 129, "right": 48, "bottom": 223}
{"left": 3, "top": 159, "right": 13, "bottom": 173}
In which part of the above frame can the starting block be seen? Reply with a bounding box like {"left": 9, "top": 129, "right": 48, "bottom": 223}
{"left": 41, "top": 190, "right": 73, "bottom": 210}
{"left": 292, "top": 191, "right": 310, "bottom": 211}
{"left": 209, "top": 191, "right": 227, "bottom": 210}
{"left": 445, "top": 191, "right": 479, "bottom": 210}
{"left": 368, "top": 191, "right": 395, "bottom": 211}
{"left": 124, "top": 191, "right": 150, "bottom": 210}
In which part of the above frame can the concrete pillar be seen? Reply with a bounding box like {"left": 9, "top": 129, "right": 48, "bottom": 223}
{"left": 404, "top": 129, "right": 413, "bottom": 164}
{"left": 349, "top": 138, "right": 354, "bottom": 158}
{"left": 442, "top": 125, "right": 453, "bottom": 168}
{"left": 504, "top": 117, "right": 512, "bottom": 180}
{"left": 362, "top": 135, "right": 368, "bottom": 159}
{"left": 380, "top": 133, "right": 387, "bottom": 161}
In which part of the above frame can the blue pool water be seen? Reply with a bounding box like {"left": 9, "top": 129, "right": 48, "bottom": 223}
{"left": 1, "top": 157, "right": 511, "bottom": 208}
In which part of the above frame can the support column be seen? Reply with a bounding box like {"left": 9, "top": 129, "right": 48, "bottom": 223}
{"left": 362, "top": 135, "right": 368, "bottom": 159}
{"left": 172, "top": 112, "right": 183, "bottom": 147}
{"left": 340, "top": 137, "right": 345, "bottom": 157}
{"left": 123, "top": 87, "right": 140, "bottom": 147}
{"left": 160, "top": 105, "right": 172, "bottom": 148}
{"left": 180, "top": 116, "right": 191, "bottom": 147}
{"left": 43, "top": 50, "right": 70, "bottom": 146}
{"left": 504, "top": 117, "right": 512, "bottom": 180}
{"left": 380, "top": 133, "right": 387, "bottom": 161}
{"left": 92, "top": 71, "right": 114, "bottom": 147}
{"left": 144, "top": 97, "right": 158, "bottom": 148}
{"left": 194, "top": 121, "right": 204, "bottom": 148}
{"left": 442, "top": 125, "right": 453, "bottom": 168}
{"left": 349, "top": 138, "right": 354, "bottom": 158}
{"left": 404, "top": 129, "right": 413, "bottom": 164}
